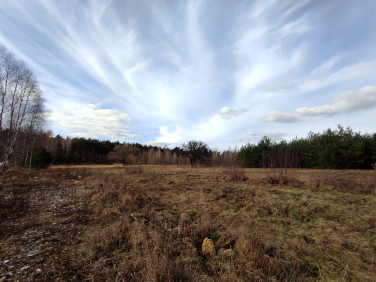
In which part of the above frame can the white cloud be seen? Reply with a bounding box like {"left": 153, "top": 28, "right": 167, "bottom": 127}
{"left": 262, "top": 86, "right": 376, "bottom": 123}
{"left": 296, "top": 86, "right": 376, "bottom": 116}
{"left": 261, "top": 111, "right": 303, "bottom": 123}
{"left": 153, "top": 126, "right": 182, "bottom": 145}
{"left": 219, "top": 107, "right": 247, "bottom": 119}
{"left": 48, "top": 103, "right": 137, "bottom": 140}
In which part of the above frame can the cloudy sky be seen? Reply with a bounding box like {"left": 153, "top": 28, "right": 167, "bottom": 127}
{"left": 1, "top": 0, "right": 375, "bottom": 149}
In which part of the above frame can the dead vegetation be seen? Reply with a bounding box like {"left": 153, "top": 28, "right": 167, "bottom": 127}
{"left": 216, "top": 168, "right": 249, "bottom": 182}
{"left": 1, "top": 165, "right": 376, "bottom": 280}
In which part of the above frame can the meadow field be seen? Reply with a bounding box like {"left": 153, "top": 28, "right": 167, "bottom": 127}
{"left": 1, "top": 165, "right": 376, "bottom": 281}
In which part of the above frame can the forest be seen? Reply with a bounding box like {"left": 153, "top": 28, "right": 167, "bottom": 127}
{"left": 237, "top": 125, "right": 376, "bottom": 170}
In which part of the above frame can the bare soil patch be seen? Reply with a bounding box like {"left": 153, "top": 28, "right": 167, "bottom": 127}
{"left": 0, "top": 168, "right": 92, "bottom": 280}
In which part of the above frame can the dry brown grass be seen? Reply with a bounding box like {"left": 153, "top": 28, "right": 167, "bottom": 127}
{"left": 1, "top": 165, "right": 376, "bottom": 280}
{"left": 0, "top": 168, "right": 35, "bottom": 220}
{"left": 216, "top": 168, "right": 249, "bottom": 182}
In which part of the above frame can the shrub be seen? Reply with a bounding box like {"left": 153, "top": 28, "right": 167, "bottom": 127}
{"left": 30, "top": 147, "right": 53, "bottom": 169}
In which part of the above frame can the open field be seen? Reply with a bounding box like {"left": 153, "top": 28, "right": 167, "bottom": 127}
{"left": 1, "top": 165, "right": 376, "bottom": 281}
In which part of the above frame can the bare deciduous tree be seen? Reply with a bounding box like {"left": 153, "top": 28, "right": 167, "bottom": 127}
{"left": 0, "top": 44, "right": 45, "bottom": 171}
{"left": 108, "top": 144, "right": 138, "bottom": 166}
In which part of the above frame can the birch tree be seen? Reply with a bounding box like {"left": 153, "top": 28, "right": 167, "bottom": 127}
{"left": 0, "top": 44, "right": 45, "bottom": 170}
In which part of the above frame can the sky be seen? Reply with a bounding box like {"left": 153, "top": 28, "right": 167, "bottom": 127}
{"left": 1, "top": 0, "right": 375, "bottom": 150}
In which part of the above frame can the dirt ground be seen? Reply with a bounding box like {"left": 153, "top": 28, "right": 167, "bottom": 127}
{"left": 0, "top": 169, "right": 92, "bottom": 280}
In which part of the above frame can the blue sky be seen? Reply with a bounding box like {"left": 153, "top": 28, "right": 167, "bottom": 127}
{"left": 1, "top": 0, "right": 375, "bottom": 149}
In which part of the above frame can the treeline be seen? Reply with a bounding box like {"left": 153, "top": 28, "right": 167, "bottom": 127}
{"left": 43, "top": 136, "right": 237, "bottom": 167}
{"left": 238, "top": 125, "right": 376, "bottom": 169}
{"left": 3, "top": 134, "right": 234, "bottom": 167}
{"left": 32, "top": 125, "right": 376, "bottom": 170}
{"left": 2, "top": 124, "right": 375, "bottom": 170}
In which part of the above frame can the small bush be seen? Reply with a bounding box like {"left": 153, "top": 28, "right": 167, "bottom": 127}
{"left": 218, "top": 168, "right": 249, "bottom": 182}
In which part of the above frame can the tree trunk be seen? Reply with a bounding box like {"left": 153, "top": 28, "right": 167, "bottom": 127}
{"left": 28, "top": 136, "right": 36, "bottom": 173}
{"left": 2, "top": 131, "right": 18, "bottom": 171}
